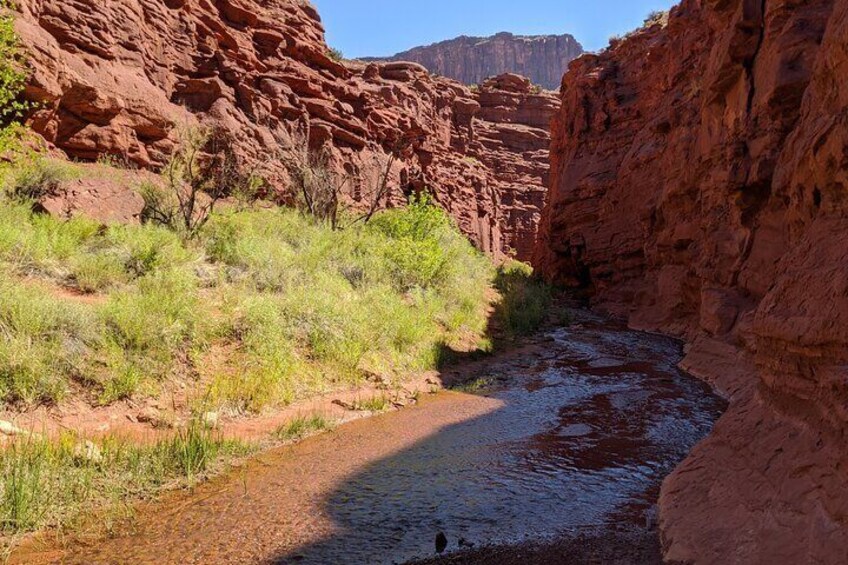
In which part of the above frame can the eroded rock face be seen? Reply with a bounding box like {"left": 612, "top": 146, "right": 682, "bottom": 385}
{"left": 14, "top": 1, "right": 558, "bottom": 259}
{"left": 534, "top": 0, "right": 848, "bottom": 562}
{"left": 366, "top": 32, "right": 584, "bottom": 90}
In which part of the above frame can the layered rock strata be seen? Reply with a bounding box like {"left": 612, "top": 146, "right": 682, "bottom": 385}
{"left": 365, "top": 32, "right": 584, "bottom": 90}
{"left": 534, "top": 0, "right": 848, "bottom": 562}
{"left": 14, "top": 0, "right": 558, "bottom": 259}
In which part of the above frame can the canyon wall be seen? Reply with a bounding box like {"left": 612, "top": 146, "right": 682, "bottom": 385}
{"left": 534, "top": 0, "right": 848, "bottom": 562}
{"left": 365, "top": 32, "right": 584, "bottom": 90}
{"left": 13, "top": 0, "right": 558, "bottom": 259}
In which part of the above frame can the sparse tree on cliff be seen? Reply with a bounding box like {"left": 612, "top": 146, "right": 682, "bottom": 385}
{"left": 141, "top": 125, "right": 263, "bottom": 237}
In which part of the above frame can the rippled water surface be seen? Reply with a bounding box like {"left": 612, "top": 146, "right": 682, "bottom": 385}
{"left": 21, "top": 315, "right": 725, "bottom": 565}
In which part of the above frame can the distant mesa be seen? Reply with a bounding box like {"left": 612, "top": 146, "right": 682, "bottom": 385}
{"left": 363, "top": 31, "right": 584, "bottom": 90}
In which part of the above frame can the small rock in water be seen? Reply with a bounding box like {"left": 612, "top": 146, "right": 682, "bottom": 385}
{"left": 458, "top": 537, "right": 475, "bottom": 548}
{"left": 435, "top": 532, "right": 448, "bottom": 554}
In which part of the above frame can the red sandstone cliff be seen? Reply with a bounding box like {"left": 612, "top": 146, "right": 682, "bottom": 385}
{"left": 535, "top": 0, "right": 848, "bottom": 562}
{"left": 365, "top": 32, "right": 584, "bottom": 91}
{"left": 13, "top": 0, "right": 558, "bottom": 260}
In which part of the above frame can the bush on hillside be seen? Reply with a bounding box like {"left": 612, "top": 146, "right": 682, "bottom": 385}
{"left": 141, "top": 126, "right": 261, "bottom": 238}
{"left": 0, "top": 191, "right": 493, "bottom": 410}
{"left": 0, "top": 1, "right": 32, "bottom": 156}
{"left": 494, "top": 260, "right": 553, "bottom": 337}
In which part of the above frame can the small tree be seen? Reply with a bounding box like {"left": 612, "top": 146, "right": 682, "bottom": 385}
{"left": 279, "top": 133, "right": 415, "bottom": 230}
{"left": 0, "top": 1, "right": 33, "bottom": 155}
{"left": 142, "top": 126, "right": 260, "bottom": 237}
{"left": 279, "top": 136, "right": 348, "bottom": 229}
{"left": 350, "top": 137, "right": 414, "bottom": 226}
{"left": 643, "top": 10, "right": 669, "bottom": 27}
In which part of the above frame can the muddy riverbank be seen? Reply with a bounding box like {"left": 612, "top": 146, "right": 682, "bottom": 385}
{"left": 14, "top": 313, "right": 726, "bottom": 564}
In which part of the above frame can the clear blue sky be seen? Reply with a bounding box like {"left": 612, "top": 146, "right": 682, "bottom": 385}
{"left": 312, "top": 0, "right": 678, "bottom": 57}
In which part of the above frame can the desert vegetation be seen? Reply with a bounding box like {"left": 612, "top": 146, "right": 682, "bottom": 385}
{"left": 0, "top": 421, "right": 250, "bottom": 547}
{"left": 0, "top": 174, "right": 487, "bottom": 542}
{"left": 0, "top": 163, "right": 495, "bottom": 410}
{"left": 494, "top": 260, "right": 555, "bottom": 336}
{"left": 0, "top": 146, "right": 555, "bottom": 544}
{"left": 0, "top": 3, "right": 555, "bottom": 544}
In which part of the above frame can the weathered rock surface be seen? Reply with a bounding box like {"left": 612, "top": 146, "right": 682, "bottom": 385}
{"left": 14, "top": 0, "right": 558, "bottom": 259}
{"left": 37, "top": 170, "right": 147, "bottom": 225}
{"left": 365, "top": 32, "right": 584, "bottom": 90}
{"left": 534, "top": 0, "right": 848, "bottom": 562}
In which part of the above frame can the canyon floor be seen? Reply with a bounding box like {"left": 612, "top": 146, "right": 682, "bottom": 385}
{"left": 12, "top": 311, "right": 725, "bottom": 564}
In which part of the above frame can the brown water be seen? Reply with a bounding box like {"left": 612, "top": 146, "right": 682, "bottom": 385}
{"left": 21, "top": 314, "right": 725, "bottom": 564}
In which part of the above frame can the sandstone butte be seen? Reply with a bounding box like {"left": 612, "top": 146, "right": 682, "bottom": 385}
{"left": 534, "top": 0, "right": 848, "bottom": 562}
{"left": 14, "top": 0, "right": 559, "bottom": 261}
{"left": 9, "top": 0, "right": 848, "bottom": 563}
{"left": 364, "top": 32, "right": 585, "bottom": 91}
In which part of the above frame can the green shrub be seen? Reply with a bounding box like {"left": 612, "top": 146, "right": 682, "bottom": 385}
{"left": 352, "top": 395, "right": 391, "bottom": 413}
{"left": 494, "top": 260, "right": 552, "bottom": 337}
{"left": 103, "top": 269, "right": 201, "bottom": 367}
{"left": 644, "top": 10, "right": 669, "bottom": 27}
{"left": 0, "top": 2, "right": 29, "bottom": 144}
{"left": 98, "top": 362, "right": 142, "bottom": 405}
{"left": 275, "top": 414, "right": 334, "bottom": 442}
{"left": 4, "top": 158, "right": 76, "bottom": 202}
{"left": 367, "top": 195, "right": 459, "bottom": 291}
{"left": 0, "top": 198, "right": 101, "bottom": 275}
{"left": 0, "top": 194, "right": 493, "bottom": 413}
{"left": 211, "top": 291, "right": 303, "bottom": 411}
{"left": 72, "top": 252, "right": 129, "bottom": 293}
{"left": 106, "top": 222, "right": 197, "bottom": 278}
{"left": 0, "top": 276, "right": 98, "bottom": 403}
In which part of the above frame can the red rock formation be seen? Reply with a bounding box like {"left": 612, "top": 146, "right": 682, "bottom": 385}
{"left": 535, "top": 0, "right": 848, "bottom": 562}
{"left": 13, "top": 0, "right": 558, "bottom": 259}
{"left": 365, "top": 32, "right": 584, "bottom": 90}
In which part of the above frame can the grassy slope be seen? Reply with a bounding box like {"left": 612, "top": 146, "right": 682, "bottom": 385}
{"left": 0, "top": 158, "right": 553, "bottom": 546}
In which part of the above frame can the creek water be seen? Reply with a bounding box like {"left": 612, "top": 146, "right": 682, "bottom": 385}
{"left": 23, "top": 313, "right": 726, "bottom": 564}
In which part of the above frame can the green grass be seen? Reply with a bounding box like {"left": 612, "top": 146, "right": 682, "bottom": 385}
{"left": 0, "top": 275, "right": 100, "bottom": 404}
{"left": 0, "top": 160, "right": 559, "bottom": 414}
{"left": 351, "top": 395, "right": 392, "bottom": 413}
{"left": 454, "top": 376, "right": 497, "bottom": 394}
{"left": 0, "top": 156, "right": 560, "bottom": 548}
{"left": 3, "top": 158, "right": 79, "bottom": 202}
{"left": 0, "top": 422, "right": 251, "bottom": 539}
{"left": 0, "top": 189, "right": 494, "bottom": 410}
{"left": 275, "top": 414, "right": 335, "bottom": 442}
{"left": 493, "top": 260, "right": 554, "bottom": 337}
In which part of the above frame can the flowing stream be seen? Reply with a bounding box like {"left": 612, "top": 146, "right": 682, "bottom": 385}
{"left": 21, "top": 312, "right": 725, "bottom": 564}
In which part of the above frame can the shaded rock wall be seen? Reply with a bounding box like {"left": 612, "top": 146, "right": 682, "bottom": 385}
{"left": 534, "top": 0, "right": 848, "bottom": 562}
{"left": 14, "top": 0, "right": 558, "bottom": 259}
{"left": 366, "top": 32, "right": 584, "bottom": 90}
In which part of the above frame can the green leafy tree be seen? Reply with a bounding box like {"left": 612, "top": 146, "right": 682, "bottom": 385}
{"left": 0, "top": 1, "right": 31, "bottom": 154}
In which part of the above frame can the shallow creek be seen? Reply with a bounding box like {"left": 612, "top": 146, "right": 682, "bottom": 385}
{"left": 20, "top": 313, "right": 726, "bottom": 564}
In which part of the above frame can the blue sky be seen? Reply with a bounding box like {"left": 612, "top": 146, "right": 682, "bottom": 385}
{"left": 312, "top": 0, "right": 678, "bottom": 57}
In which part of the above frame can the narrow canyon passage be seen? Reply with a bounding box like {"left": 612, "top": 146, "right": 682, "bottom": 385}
{"left": 17, "top": 313, "right": 725, "bottom": 565}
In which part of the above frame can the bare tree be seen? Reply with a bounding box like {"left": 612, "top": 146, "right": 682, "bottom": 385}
{"left": 279, "top": 132, "right": 419, "bottom": 230}
{"left": 142, "top": 126, "right": 262, "bottom": 237}
{"left": 279, "top": 135, "right": 349, "bottom": 230}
